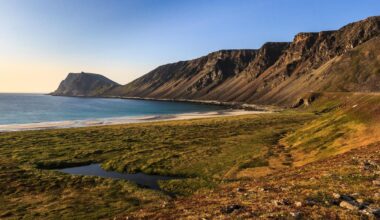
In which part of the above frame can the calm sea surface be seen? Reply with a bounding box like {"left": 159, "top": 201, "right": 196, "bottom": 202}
{"left": 0, "top": 93, "right": 226, "bottom": 125}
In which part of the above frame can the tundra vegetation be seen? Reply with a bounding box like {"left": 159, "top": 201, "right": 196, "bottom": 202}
{"left": 1, "top": 93, "right": 380, "bottom": 219}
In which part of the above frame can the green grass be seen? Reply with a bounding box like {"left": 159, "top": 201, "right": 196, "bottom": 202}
{"left": 282, "top": 92, "right": 380, "bottom": 165}
{"left": 0, "top": 113, "right": 315, "bottom": 219}
{"left": 2, "top": 93, "right": 380, "bottom": 219}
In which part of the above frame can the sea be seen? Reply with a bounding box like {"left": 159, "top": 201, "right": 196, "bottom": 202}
{"left": 0, "top": 93, "right": 226, "bottom": 126}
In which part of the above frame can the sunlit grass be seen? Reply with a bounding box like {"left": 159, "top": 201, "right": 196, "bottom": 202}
{"left": 0, "top": 113, "right": 314, "bottom": 218}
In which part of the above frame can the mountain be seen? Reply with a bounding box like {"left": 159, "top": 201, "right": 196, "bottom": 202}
{"left": 108, "top": 44, "right": 289, "bottom": 101}
{"left": 52, "top": 16, "right": 380, "bottom": 106}
{"left": 51, "top": 72, "right": 120, "bottom": 97}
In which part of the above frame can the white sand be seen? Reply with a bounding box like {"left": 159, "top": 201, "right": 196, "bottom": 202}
{"left": 0, "top": 110, "right": 269, "bottom": 132}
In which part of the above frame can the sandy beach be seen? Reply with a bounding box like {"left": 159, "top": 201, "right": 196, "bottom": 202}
{"left": 0, "top": 109, "right": 269, "bottom": 132}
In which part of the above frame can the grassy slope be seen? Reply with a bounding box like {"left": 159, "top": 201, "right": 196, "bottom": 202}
{"left": 283, "top": 93, "right": 380, "bottom": 166}
{"left": 130, "top": 137, "right": 380, "bottom": 219}
{"left": 0, "top": 113, "right": 314, "bottom": 219}
{"left": 126, "top": 93, "right": 380, "bottom": 219}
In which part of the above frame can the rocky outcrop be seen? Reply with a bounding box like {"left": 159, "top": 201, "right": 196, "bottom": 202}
{"left": 51, "top": 72, "right": 119, "bottom": 97}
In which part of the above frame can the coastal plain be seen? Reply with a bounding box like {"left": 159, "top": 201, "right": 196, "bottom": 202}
{"left": 0, "top": 110, "right": 313, "bottom": 219}
{"left": 1, "top": 92, "right": 380, "bottom": 219}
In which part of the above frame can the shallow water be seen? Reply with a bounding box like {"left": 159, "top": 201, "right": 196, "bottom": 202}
{"left": 58, "top": 164, "right": 179, "bottom": 190}
{"left": 0, "top": 93, "right": 225, "bottom": 125}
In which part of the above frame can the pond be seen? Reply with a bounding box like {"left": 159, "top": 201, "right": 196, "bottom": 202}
{"left": 58, "top": 163, "right": 179, "bottom": 190}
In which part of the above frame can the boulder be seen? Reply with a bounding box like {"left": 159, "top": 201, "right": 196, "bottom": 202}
{"left": 340, "top": 201, "right": 359, "bottom": 210}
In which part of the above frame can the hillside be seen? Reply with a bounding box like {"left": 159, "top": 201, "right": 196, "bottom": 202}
{"left": 109, "top": 45, "right": 288, "bottom": 100}
{"left": 105, "top": 16, "right": 380, "bottom": 106}
{"left": 51, "top": 16, "right": 380, "bottom": 106}
{"left": 51, "top": 72, "right": 120, "bottom": 97}
{"left": 124, "top": 92, "right": 380, "bottom": 219}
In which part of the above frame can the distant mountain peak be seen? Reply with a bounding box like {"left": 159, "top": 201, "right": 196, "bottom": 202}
{"left": 51, "top": 72, "right": 119, "bottom": 97}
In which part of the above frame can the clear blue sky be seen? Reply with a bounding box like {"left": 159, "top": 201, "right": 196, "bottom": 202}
{"left": 0, "top": 0, "right": 379, "bottom": 92}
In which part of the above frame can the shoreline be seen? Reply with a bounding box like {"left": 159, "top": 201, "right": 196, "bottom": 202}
{"left": 0, "top": 109, "right": 270, "bottom": 132}
{"left": 50, "top": 94, "right": 282, "bottom": 111}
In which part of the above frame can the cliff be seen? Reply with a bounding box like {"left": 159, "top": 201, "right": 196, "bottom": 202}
{"left": 51, "top": 72, "right": 120, "bottom": 97}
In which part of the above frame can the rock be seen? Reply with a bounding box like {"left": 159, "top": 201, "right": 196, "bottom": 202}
{"left": 360, "top": 208, "right": 374, "bottom": 216}
{"left": 258, "top": 187, "right": 270, "bottom": 192}
{"left": 272, "top": 200, "right": 281, "bottom": 206}
{"left": 294, "top": 201, "right": 302, "bottom": 207}
{"left": 332, "top": 193, "right": 341, "bottom": 199}
{"left": 283, "top": 198, "right": 292, "bottom": 206}
{"left": 272, "top": 199, "right": 291, "bottom": 206}
{"left": 364, "top": 160, "right": 378, "bottom": 166}
{"left": 358, "top": 202, "right": 370, "bottom": 210}
{"left": 373, "top": 209, "right": 380, "bottom": 218}
{"left": 340, "top": 194, "right": 356, "bottom": 202}
{"left": 330, "top": 199, "right": 341, "bottom": 206}
{"left": 236, "top": 187, "right": 245, "bottom": 193}
{"left": 304, "top": 198, "right": 317, "bottom": 206}
{"left": 340, "top": 201, "right": 359, "bottom": 210}
{"left": 351, "top": 193, "right": 360, "bottom": 197}
{"left": 363, "top": 160, "right": 380, "bottom": 172}
{"left": 374, "top": 193, "right": 380, "bottom": 199}
{"left": 289, "top": 211, "right": 303, "bottom": 219}
{"left": 356, "top": 198, "right": 364, "bottom": 203}
{"left": 363, "top": 208, "right": 380, "bottom": 217}
{"left": 372, "top": 179, "right": 380, "bottom": 186}
{"left": 221, "top": 204, "right": 243, "bottom": 214}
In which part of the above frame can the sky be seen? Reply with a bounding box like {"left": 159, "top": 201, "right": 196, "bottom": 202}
{"left": 0, "top": 0, "right": 379, "bottom": 93}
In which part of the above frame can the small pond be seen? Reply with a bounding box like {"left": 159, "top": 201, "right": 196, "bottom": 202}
{"left": 58, "top": 163, "right": 179, "bottom": 190}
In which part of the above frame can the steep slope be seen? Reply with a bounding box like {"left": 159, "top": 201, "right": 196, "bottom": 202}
{"left": 51, "top": 72, "right": 120, "bottom": 97}
{"left": 108, "top": 43, "right": 289, "bottom": 100}
{"left": 257, "top": 35, "right": 380, "bottom": 106}
{"left": 108, "top": 49, "right": 265, "bottom": 98}
{"left": 283, "top": 92, "right": 380, "bottom": 165}
{"left": 109, "top": 16, "right": 380, "bottom": 106}
{"left": 241, "top": 16, "right": 380, "bottom": 105}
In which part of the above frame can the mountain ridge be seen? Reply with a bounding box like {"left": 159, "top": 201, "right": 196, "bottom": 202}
{"left": 52, "top": 16, "right": 380, "bottom": 106}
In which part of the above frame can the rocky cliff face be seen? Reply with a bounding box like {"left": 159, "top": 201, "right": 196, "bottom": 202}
{"left": 109, "top": 49, "right": 260, "bottom": 98}
{"left": 53, "top": 16, "right": 380, "bottom": 106}
{"left": 108, "top": 16, "right": 380, "bottom": 106}
{"left": 51, "top": 72, "right": 120, "bottom": 97}
{"left": 108, "top": 43, "right": 290, "bottom": 100}
{"left": 239, "top": 16, "right": 380, "bottom": 105}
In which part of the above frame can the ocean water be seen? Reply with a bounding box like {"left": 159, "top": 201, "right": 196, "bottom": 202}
{"left": 0, "top": 93, "right": 226, "bottom": 125}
